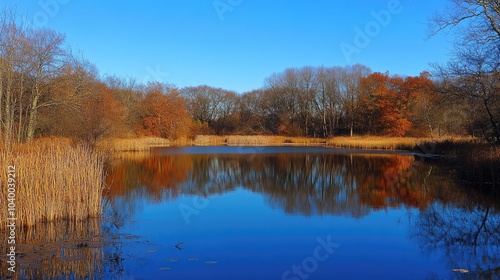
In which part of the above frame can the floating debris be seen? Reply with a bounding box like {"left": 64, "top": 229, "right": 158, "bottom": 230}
{"left": 187, "top": 258, "right": 199, "bottom": 262}
{"left": 158, "top": 267, "right": 171, "bottom": 271}
{"left": 175, "top": 242, "right": 184, "bottom": 251}
{"left": 146, "top": 250, "right": 158, "bottom": 253}
{"left": 452, "top": 268, "right": 469, "bottom": 273}
{"left": 204, "top": 261, "right": 218, "bottom": 265}
{"left": 124, "top": 235, "right": 141, "bottom": 240}
{"left": 167, "top": 258, "right": 179, "bottom": 263}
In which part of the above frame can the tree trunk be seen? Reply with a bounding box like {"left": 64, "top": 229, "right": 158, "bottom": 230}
{"left": 322, "top": 109, "right": 328, "bottom": 138}
{"left": 350, "top": 118, "right": 354, "bottom": 137}
{"left": 26, "top": 88, "right": 41, "bottom": 141}
{"left": 4, "top": 70, "right": 13, "bottom": 146}
{"left": 17, "top": 75, "right": 24, "bottom": 142}
{"left": 483, "top": 98, "right": 500, "bottom": 143}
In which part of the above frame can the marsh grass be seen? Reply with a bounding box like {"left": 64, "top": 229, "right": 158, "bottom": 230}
{"left": 326, "top": 136, "right": 432, "bottom": 150}
{"left": 0, "top": 138, "right": 106, "bottom": 229}
{"left": 98, "top": 137, "right": 170, "bottom": 152}
{"left": 194, "top": 135, "right": 326, "bottom": 145}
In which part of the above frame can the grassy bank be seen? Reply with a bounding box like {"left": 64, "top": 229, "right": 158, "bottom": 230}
{"left": 424, "top": 139, "right": 500, "bottom": 165}
{"left": 98, "top": 137, "right": 171, "bottom": 152}
{"left": 194, "top": 135, "right": 327, "bottom": 145}
{"left": 98, "top": 135, "right": 492, "bottom": 158}
{"left": 0, "top": 139, "right": 106, "bottom": 229}
{"left": 326, "top": 136, "right": 428, "bottom": 150}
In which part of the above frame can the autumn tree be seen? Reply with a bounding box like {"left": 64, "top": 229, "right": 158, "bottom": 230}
{"left": 138, "top": 82, "right": 191, "bottom": 139}
{"left": 404, "top": 72, "right": 440, "bottom": 137}
{"left": 359, "top": 72, "right": 412, "bottom": 136}
{"left": 103, "top": 75, "right": 142, "bottom": 134}
{"left": 73, "top": 84, "right": 125, "bottom": 146}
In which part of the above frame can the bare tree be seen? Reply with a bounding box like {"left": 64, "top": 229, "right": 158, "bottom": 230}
{"left": 430, "top": 0, "right": 500, "bottom": 45}
{"left": 0, "top": 11, "right": 25, "bottom": 146}
{"left": 25, "top": 28, "right": 65, "bottom": 140}
{"left": 340, "top": 64, "right": 371, "bottom": 137}
{"left": 431, "top": 0, "right": 500, "bottom": 142}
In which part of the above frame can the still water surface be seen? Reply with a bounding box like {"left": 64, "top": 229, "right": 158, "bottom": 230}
{"left": 2, "top": 146, "right": 499, "bottom": 279}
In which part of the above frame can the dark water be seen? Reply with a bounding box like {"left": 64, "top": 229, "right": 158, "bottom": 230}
{"left": 2, "top": 146, "right": 499, "bottom": 279}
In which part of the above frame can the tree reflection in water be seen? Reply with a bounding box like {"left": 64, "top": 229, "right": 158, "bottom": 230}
{"left": 5, "top": 149, "right": 496, "bottom": 279}
{"left": 410, "top": 202, "right": 500, "bottom": 279}
{"left": 105, "top": 152, "right": 436, "bottom": 217}
{"left": 103, "top": 148, "right": 500, "bottom": 278}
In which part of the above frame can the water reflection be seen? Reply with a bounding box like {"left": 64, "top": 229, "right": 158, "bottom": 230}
{"left": 102, "top": 147, "right": 500, "bottom": 278}
{"left": 105, "top": 150, "right": 438, "bottom": 217}
{"left": 0, "top": 219, "right": 103, "bottom": 279}
{"left": 4, "top": 147, "right": 498, "bottom": 279}
{"left": 411, "top": 204, "right": 500, "bottom": 279}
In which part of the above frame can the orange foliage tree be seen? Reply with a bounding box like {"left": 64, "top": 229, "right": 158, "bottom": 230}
{"left": 75, "top": 82, "right": 125, "bottom": 145}
{"left": 359, "top": 72, "right": 412, "bottom": 136}
{"left": 137, "top": 82, "right": 191, "bottom": 139}
{"left": 404, "top": 72, "right": 440, "bottom": 137}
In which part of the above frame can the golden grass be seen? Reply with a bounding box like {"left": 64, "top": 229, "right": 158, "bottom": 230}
{"left": 0, "top": 138, "right": 106, "bottom": 229}
{"left": 325, "top": 136, "right": 478, "bottom": 151}
{"left": 98, "top": 137, "right": 170, "bottom": 152}
{"left": 194, "top": 135, "right": 327, "bottom": 145}
{"left": 326, "top": 136, "right": 429, "bottom": 150}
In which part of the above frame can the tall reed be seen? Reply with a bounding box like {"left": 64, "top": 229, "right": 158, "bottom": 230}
{"left": 194, "top": 135, "right": 327, "bottom": 145}
{"left": 98, "top": 137, "right": 170, "bottom": 152}
{"left": 0, "top": 139, "right": 106, "bottom": 229}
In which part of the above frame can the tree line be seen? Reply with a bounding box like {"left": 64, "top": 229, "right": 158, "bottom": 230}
{"left": 1, "top": 1, "right": 499, "bottom": 145}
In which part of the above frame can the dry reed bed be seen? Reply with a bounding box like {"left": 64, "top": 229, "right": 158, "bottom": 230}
{"left": 98, "top": 137, "right": 170, "bottom": 152}
{"left": 325, "top": 136, "right": 480, "bottom": 151}
{"left": 326, "top": 136, "right": 431, "bottom": 150}
{"left": 194, "top": 135, "right": 327, "bottom": 145}
{"left": 0, "top": 140, "right": 105, "bottom": 229}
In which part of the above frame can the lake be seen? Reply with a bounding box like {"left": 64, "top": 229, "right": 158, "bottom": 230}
{"left": 2, "top": 146, "right": 499, "bottom": 279}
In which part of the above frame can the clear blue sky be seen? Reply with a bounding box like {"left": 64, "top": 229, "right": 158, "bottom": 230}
{"left": 9, "top": 0, "right": 452, "bottom": 93}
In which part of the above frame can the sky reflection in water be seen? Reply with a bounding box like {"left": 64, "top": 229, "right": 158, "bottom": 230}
{"left": 3, "top": 146, "right": 498, "bottom": 279}
{"left": 102, "top": 146, "right": 499, "bottom": 280}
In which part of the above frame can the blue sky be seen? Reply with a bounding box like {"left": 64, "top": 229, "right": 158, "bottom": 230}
{"left": 9, "top": 0, "right": 452, "bottom": 93}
